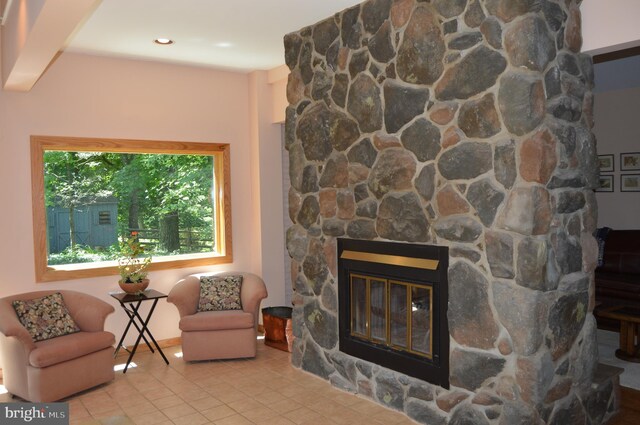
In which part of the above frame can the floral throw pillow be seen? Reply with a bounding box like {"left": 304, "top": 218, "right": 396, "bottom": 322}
{"left": 198, "top": 275, "right": 243, "bottom": 312}
{"left": 12, "top": 293, "right": 80, "bottom": 342}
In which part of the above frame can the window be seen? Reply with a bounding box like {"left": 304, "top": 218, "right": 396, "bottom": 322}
{"left": 31, "top": 135, "right": 232, "bottom": 282}
{"left": 98, "top": 211, "right": 112, "bottom": 225}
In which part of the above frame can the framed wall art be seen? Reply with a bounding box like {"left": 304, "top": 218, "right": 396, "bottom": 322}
{"left": 596, "top": 175, "right": 614, "bottom": 192}
{"left": 621, "top": 174, "right": 640, "bottom": 192}
{"left": 598, "top": 154, "right": 614, "bottom": 172}
{"left": 620, "top": 152, "right": 640, "bottom": 171}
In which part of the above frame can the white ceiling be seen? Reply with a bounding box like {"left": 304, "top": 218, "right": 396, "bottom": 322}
{"left": 65, "top": 0, "right": 363, "bottom": 72}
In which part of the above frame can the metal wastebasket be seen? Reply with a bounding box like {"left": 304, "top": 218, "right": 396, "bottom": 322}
{"left": 262, "top": 306, "right": 293, "bottom": 352}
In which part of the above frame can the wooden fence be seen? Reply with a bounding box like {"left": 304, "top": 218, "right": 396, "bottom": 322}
{"left": 126, "top": 228, "right": 213, "bottom": 252}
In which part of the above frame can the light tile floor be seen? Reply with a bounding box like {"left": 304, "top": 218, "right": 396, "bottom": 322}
{"left": 0, "top": 340, "right": 417, "bottom": 425}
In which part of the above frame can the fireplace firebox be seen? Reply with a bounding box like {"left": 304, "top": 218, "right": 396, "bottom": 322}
{"left": 338, "top": 239, "right": 449, "bottom": 388}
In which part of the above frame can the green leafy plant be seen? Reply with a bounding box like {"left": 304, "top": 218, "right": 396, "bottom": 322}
{"left": 48, "top": 245, "right": 106, "bottom": 265}
{"left": 118, "top": 232, "right": 152, "bottom": 283}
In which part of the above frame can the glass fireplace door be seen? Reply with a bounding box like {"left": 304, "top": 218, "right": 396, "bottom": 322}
{"left": 349, "top": 274, "right": 433, "bottom": 358}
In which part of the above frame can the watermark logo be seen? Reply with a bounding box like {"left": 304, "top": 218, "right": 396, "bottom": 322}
{"left": 1, "top": 403, "right": 68, "bottom": 424}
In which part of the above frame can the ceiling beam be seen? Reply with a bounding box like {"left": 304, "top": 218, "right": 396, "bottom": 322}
{"left": 2, "top": 0, "right": 101, "bottom": 92}
{"left": 593, "top": 45, "right": 640, "bottom": 64}
{"left": 0, "top": 0, "right": 15, "bottom": 26}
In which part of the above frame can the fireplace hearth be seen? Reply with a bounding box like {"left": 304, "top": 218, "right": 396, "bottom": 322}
{"left": 338, "top": 239, "right": 449, "bottom": 388}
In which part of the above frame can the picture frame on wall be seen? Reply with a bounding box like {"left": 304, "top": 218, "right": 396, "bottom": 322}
{"left": 621, "top": 174, "right": 640, "bottom": 192}
{"left": 596, "top": 175, "right": 614, "bottom": 192}
{"left": 598, "top": 154, "right": 614, "bottom": 172}
{"left": 620, "top": 152, "right": 640, "bottom": 171}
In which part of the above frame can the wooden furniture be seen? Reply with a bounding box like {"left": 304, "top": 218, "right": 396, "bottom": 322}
{"left": 110, "top": 289, "right": 169, "bottom": 372}
{"left": 598, "top": 306, "right": 640, "bottom": 362}
{"left": 594, "top": 229, "right": 640, "bottom": 331}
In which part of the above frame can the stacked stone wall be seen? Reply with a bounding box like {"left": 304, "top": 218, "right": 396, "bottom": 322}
{"left": 284, "top": 0, "right": 615, "bottom": 423}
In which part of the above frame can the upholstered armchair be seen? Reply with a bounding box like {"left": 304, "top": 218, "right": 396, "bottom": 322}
{"left": 0, "top": 290, "right": 115, "bottom": 402}
{"left": 168, "top": 272, "right": 268, "bottom": 361}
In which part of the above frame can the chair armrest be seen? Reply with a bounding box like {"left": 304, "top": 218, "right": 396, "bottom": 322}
{"left": 168, "top": 276, "right": 200, "bottom": 318}
{"left": 61, "top": 291, "right": 115, "bottom": 332}
{"left": 0, "top": 299, "right": 36, "bottom": 351}
{"left": 239, "top": 273, "right": 268, "bottom": 325}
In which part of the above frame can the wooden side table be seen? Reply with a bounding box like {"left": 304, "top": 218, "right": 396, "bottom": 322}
{"left": 110, "top": 289, "right": 170, "bottom": 372}
{"left": 597, "top": 306, "right": 640, "bottom": 363}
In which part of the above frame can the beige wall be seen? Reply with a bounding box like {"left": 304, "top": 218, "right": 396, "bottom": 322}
{"left": 0, "top": 52, "right": 286, "bottom": 345}
{"left": 594, "top": 86, "right": 640, "bottom": 229}
{"left": 582, "top": 0, "right": 640, "bottom": 54}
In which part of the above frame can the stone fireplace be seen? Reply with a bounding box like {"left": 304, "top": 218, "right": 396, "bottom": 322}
{"left": 284, "top": 0, "right": 617, "bottom": 423}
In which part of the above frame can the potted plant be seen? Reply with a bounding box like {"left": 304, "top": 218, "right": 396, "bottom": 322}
{"left": 118, "top": 231, "right": 152, "bottom": 294}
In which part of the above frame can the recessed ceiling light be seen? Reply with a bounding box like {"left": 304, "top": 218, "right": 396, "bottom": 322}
{"left": 154, "top": 38, "right": 174, "bottom": 45}
{"left": 216, "top": 42, "right": 232, "bottom": 48}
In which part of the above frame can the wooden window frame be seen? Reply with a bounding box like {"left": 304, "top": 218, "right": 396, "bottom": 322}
{"left": 31, "top": 135, "right": 233, "bottom": 283}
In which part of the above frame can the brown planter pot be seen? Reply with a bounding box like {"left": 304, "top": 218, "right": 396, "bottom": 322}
{"left": 118, "top": 278, "right": 149, "bottom": 294}
{"left": 285, "top": 318, "right": 294, "bottom": 352}
{"left": 262, "top": 306, "right": 293, "bottom": 352}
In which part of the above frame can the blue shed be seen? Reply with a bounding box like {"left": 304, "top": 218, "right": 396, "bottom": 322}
{"left": 47, "top": 197, "right": 118, "bottom": 253}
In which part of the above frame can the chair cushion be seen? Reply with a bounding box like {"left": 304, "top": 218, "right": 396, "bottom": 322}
{"left": 180, "top": 310, "right": 254, "bottom": 332}
{"left": 29, "top": 331, "right": 115, "bottom": 368}
{"left": 12, "top": 293, "right": 80, "bottom": 342}
{"left": 198, "top": 275, "right": 243, "bottom": 312}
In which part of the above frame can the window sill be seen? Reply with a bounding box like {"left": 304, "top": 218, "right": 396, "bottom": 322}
{"left": 38, "top": 252, "right": 233, "bottom": 283}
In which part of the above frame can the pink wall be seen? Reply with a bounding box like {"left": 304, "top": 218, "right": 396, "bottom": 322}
{"left": 267, "top": 65, "right": 289, "bottom": 124}
{"left": 249, "top": 71, "right": 287, "bottom": 306}
{"left": 0, "top": 52, "right": 286, "bottom": 346}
